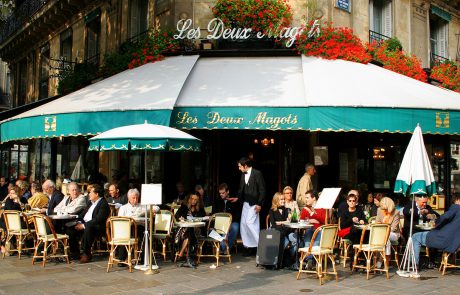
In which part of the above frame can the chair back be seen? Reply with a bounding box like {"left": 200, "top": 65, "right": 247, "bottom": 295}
{"left": 154, "top": 210, "right": 173, "bottom": 234}
{"left": 318, "top": 224, "right": 339, "bottom": 250}
{"left": 368, "top": 216, "right": 376, "bottom": 224}
{"left": 3, "top": 210, "right": 24, "bottom": 232}
{"left": 369, "top": 223, "right": 390, "bottom": 247}
{"left": 213, "top": 213, "right": 232, "bottom": 235}
{"left": 204, "top": 206, "right": 213, "bottom": 216}
{"left": 108, "top": 217, "right": 134, "bottom": 243}
{"left": 32, "top": 214, "right": 56, "bottom": 239}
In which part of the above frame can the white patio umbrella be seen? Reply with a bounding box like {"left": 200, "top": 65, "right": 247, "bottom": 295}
{"left": 394, "top": 124, "right": 436, "bottom": 278}
{"left": 88, "top": 121, "right": 201, "bottom": 274}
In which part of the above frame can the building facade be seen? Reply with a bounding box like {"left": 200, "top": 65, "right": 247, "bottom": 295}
{"left": 0, "top": 0, "right": 459, "bottom": 206}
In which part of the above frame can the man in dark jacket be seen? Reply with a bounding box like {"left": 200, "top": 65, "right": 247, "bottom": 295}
{"left": 402, "top": 195, "right": 439, "bottom": 239}
{"left": 66, "top": 184, "right": 110, "bottom": 262}
{"left": 41, "top": 180, "right": 64, "bottom": 215}
{"left": 412, "top": 195, "right": 460, "bottom": 269}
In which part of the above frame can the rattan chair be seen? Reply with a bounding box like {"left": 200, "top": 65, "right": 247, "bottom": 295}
{"left": 153, "top": 210, "right": 174, "bottom": 261}
{"left": 297, "top": 224, "right": 339, "bottom": 285}
{"left": 31, "top": 214, "right": 69, "bottom": 267}
{"left": 2, "top": 210, "right": 36, "bottom": 259}
{"left": 106, "top": 216, "right": 138, "bottom": 272}
{"left": 337, "top": 218, "right": 352, "bottom": 267}
{"left": 351, "top": 223, "right": 391, "bottom": 279}
{"left": 197, "top": 213, "right": 232, "bottom": 267}
{"left": 439, "top": 248, "right": 460, "bottom": 275}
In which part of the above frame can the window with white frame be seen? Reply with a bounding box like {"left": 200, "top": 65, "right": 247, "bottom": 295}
{"left": 430, "top": 16, "right": 448, "bottom": 59}
{"left": 369, "top": 0, "right": 392, "bottom": 40}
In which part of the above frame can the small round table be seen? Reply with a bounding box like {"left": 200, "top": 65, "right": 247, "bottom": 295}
{"left": 283, "top": 221, "right": 314, "bottom": 268}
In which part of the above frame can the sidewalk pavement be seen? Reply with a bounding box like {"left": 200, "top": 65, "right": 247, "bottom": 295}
{"left": 0, "top": 253, "right": 458, "bottom": 295}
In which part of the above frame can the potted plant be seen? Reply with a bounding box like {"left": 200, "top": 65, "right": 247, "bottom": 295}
{"left": 296, "top": 22, "right": 372, "bottom": 64}
{"left": 431, "top": 61, "right": 460, "bottom": 92}
{"left": 212, "top": 0, "right": 292, "bottom": 48}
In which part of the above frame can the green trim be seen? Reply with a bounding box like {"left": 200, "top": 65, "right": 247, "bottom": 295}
{"left": 431, "top": 6, "right": 451, "bottom": 22}
{"left": 89, "top": 138, "right": 201, "bottom": 152}
{"left": 394, "top": 180, "right": 436, "bottom": 196}
{"left": 171, "top": 107, "right": 460, "bottom": 134}
{"left": 1, "top": 110, "right": 172, "bottom": 143}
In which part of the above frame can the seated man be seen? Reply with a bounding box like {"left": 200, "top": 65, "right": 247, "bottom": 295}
{"left": 212, "top": 183, "right": 241, "bottom": 252}
{"left": 118, "top": 188, "right": 147, "bottom": 218}
{"left": 54, "top": 182, "right": 86, "bottom": 215}
{"left": 106, "top": 183, "right": 128, "bottom": 205}
{"left": 412, "top": 194, "right": 460, "bottom": 270}
{"left": 27, "top": 182, "right": 49, "bottom": 209}
{"left": 403, "top": 195, "right": 439, "bottom": 239}
{"left": 66, "top": 184, "right": 110, "bottom": 262}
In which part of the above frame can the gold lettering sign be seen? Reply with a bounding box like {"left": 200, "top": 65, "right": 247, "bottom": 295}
{"left": 44, "top": 116, "right": 57, "bottom": 132}
{"left": 436, "top": 112, "right": 449, "bottom": 128}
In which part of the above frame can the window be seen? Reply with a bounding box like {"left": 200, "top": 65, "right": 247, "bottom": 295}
{"left": 129, "top": 0, "right": 148, "bottom": 40}
{"left": 85, "top": 10, "right": 101, "bottom": 66}
{"left": 430, "top": 15, "right": 448, "bottom": 64}
{"left": 369, "top": 0, "right": 392, "bottom": 43}
{"left": 10, "top": 144, "right": 29, "bottom": 180}
{"left": 39, "top": 44, "right": 50, "bottom": 99}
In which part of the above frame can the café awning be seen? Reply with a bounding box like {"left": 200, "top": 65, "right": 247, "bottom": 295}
{"left": 171, "top": 56, "right": 460, "bottom": 134}
{"left": 0, "top": 55, "right": 199, "bottom": 143}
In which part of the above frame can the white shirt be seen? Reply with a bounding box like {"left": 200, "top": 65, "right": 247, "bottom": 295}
{"left": 83, "top": 198, "right": 102, "bottom": 223}
{"left": 245, "top": 167, "right": 252, "bottom": 184}
{"left": 118, "top": 202, "right": 146, "bottom": 218}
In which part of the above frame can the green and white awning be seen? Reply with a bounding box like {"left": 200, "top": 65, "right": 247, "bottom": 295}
{"left": 88, "top": 122, "right": 201, "bottom": 152}
{"left": 3, "top": 55, "right": 460, "bottom": 143}
{"left": 0, "top": 55, "right": 199, "bottom": 142}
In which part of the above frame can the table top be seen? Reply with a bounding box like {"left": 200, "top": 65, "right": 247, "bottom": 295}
{"left": 48, "top": 214, "right": 78, "bottom": 220}
{"left": 415, "top": 224, "right": 435, "bottom": 231}
{"left": 282, "top": 221, "right": 313, "bottom": 229}
{"left": 177, "top": 221, "right": 206, "bottom": 228}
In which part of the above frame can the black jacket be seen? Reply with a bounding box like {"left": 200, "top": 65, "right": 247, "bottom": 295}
{"left": 237, "top": 168, "right": 266, "bottom": 206}
{"left": 212, "top": 197, "right": 242, "bottom": 223}
{"left": 47, "top": 190, "right": 64, "bottom": 216}
{"left": 78, "top": 197, "right": 110, "bottom": 229}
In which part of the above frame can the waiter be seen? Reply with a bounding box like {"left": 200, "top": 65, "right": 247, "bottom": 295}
{"left": 237, "top": 157, "right": 266, "bottom": 256}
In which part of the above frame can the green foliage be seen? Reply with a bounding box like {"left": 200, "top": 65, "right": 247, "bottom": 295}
{"left": 57, "top": 62, "right": 99, "bottom": 95}
{"left": 383, "top": 37, "right": 402, "bottom": 52}
{"left": 100, "top": 40, "right": 139, "bottom": 77}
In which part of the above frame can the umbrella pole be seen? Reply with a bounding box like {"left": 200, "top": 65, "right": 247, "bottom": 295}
{"left": 144, "top": 150, "right": 147, "bottom": 184}
{"left": 397, "top": 195, "right": 420, "bottom": 278}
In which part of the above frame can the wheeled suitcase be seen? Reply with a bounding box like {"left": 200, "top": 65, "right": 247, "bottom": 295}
{"left": 256, "top": 228, "right": 284, "bottom": 269}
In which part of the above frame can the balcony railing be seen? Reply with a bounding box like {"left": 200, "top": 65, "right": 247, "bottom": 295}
{"left": 431, "top": 52, "right": 449, "bottom": 67}
{"left": 369, "top": 30, "right": 390, "bottom": 45}
{"left": 0, "top": 0, "right": 50, "bottom": 44}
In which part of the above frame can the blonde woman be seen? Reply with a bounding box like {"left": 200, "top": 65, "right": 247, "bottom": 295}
{"left": 268, "top": 192, "right": 290, "bottom": 260}
{"left": 376, "top": 197, "right": 400, "bottom": 267}
{"left": 283, "top": 186, "right": 300, "bottom": 217}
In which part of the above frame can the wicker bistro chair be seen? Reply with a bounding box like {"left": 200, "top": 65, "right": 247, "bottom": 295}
{"left": 31, "top": 214, "right": 70, "bottom": 267}
{"left": 2, "top": 210, "right": 36, "bottom": 259}
{"left": 153, "top": 210, "right": 174, "bottom": 261}
{"left": 106, "top": 216, "right": 138, "bottom": 272}
{"left": 197, "top": 213, "right": 232, "bottom": 267}
{"left": 297, "top": 224, "right": 339, "bottom": 286}
{"left": 337, "top": 218, "right": 352, "bottom": 267}
{"left": 351, "top": 223, "right": 391, "bottom": 280}
{"left": 439, "top": 247, "right": 460, "bottom": 275}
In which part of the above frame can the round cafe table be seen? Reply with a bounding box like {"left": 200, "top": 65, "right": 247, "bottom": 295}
{"left": 174, "top": 221, "right": 206, "bottom": 267}
{"left": 283, "top": 221, "right": 313, "bottom": 268}
{"left": 415, "top": 223, "right": 435, "bottom": 231}
{"left": 48, "top": 214, "right": 78, "bottom": 220}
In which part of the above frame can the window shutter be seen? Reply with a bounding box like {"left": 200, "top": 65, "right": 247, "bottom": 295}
{"left": 369, "top": 0, "right": 375, "bottom": 32}
{"left": 438, "top": 22, "right": 448, "bottom": 58}
{"left": 383, "top": 0, "right": 392, "bottom": 37}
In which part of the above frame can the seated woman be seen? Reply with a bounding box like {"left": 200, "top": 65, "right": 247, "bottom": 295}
{"left": 363, "top": 192, "right": 378, "bottom": 218}
{"left": 0, "top": 186, "right": 24, "bottom": 254}
{"left": 376, "top": 197, "right": 400, "bottom": 268}
{"left": 175, "top": 192, "right": 206, "bottom": 268}
{"left": 268, "top": 192, "right": 291, "bottom": 266}
{"left": 27, "top": 182, "right": 49, "bottom": 210}
{"left": 283, "top": 186, "right": 299, "bottom": 216}
{"left": 338, "top": 192, "right": 366, "bottom": 268}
